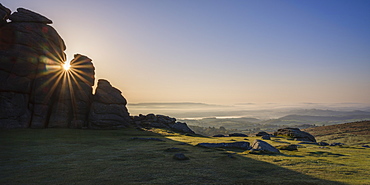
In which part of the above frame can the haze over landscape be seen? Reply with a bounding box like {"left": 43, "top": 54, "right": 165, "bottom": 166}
{"left": 3, "top": 0, "right": 370, "bottom": 107}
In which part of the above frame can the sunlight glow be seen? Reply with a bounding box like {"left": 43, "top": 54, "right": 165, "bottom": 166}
{"left": 63, "top": 62, "right": 71, "bottom": 70}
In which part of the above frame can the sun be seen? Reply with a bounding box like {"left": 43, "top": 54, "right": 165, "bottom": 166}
{"left": 63, "top": 62, "right": 71, "bottom": 70}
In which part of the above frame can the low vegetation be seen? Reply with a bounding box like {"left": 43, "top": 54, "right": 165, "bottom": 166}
{"left": 304, "top": 120, "right": 370, "bottom": 146}
{"left": 1, "top": 126, "right": 369, "bottom": 184}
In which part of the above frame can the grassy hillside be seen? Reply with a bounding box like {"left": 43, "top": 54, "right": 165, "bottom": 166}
{"left": 303, "top": 120, "right": 370, "bottom": 145}
{"left": 1, "top": 128, "right": 369, "bottom": 184}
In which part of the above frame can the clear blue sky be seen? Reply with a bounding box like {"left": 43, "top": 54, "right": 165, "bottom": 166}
{"left": 3, "top": 0, "right": 370, "bottom": 105}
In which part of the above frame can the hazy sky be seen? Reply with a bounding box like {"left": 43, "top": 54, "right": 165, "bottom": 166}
{"left": 3, "top": 0, "right": 370, "bottom": 105}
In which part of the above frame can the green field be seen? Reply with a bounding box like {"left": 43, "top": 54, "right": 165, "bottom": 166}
{"left": 1, "top": 128, "right": 369, "bottom": 184}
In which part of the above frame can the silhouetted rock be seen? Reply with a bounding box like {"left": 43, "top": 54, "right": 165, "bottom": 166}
{"left": 0, "top": 5, "right": 66, "bottom": 128}
{"left": 133, "top": 114, "right": 195, "bottom": 134}
{"left": 89, "top": 79, "right": 132, "bottom": 129}
{"left": 0, "top": 3, "right": 11, "bottom": 27}
{"left": 229, "top": 133, "right": 248, "bottom": 137}
{"left": 0, "top": 5, "right": 132, "bottom": 130}
{"left": 274, "top": 128, "right": 316, "bottom": 142}
{"left": 196, "top": 142, "right": 250, "bottom": 150}
{"left": 250, "top": 139, "right": 280, "bottom": 154}
{"left": 9, "top": 8, "right": 52, "bottom": 24}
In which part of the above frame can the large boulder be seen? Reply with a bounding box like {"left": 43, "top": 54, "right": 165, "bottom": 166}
{"left": 274, "top": 128, "right": 316, "bottom": 143}
{"left": 256, "top": 131, "right": 269, "bottom": 136}
{"left": 250, "top": 139, "right": 280, "bottom": 154}
{"left": 88, "top": 79, "right": 132, "bottom": 129}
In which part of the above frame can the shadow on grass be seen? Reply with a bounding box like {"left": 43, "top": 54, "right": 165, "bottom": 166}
{"left": 0, "top": 129, "right": 346, "bottom": 185}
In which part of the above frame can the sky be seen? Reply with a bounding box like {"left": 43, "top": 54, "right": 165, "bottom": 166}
{"left": 3, "top": 0, "right": 370, "bottom": 105}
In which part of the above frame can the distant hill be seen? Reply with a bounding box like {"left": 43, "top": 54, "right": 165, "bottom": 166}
{"left": 304, "top": 121, "right": 370, "bottom": 137}
{"left": 303, "top": 121, "right": 370, "bottom": 145}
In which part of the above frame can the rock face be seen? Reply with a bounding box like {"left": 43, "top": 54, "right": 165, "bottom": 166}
{"left": 274, "top": 128, "right": 316, "bottom": 142}
{"left": 88, "top": 79, "right": 132, "bottom": 129}
{"left": 133, "top": 114, "right": 195, "bottom": 134}
{"left": 0, "top": 5, "right": 131, "bottom": 129}
{"left": 0, "top": 7, "right": 67, "bottom": 128}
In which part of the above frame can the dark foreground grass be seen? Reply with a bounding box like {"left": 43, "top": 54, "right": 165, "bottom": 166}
{"left": 0, "top": 128, "right": 367, "bottom": 184}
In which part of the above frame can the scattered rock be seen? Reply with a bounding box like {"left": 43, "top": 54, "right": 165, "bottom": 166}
{"left": 319, "top": 147, "right": 330, "bottom": 149}
{"left": 318, "top": 142, "right": 329, "bottom": 146}
{"left": 197, "top": 142, "right": 250, "bottom": 150}
{"left": 173, "top": 153, "right": 189, "bottom": 160}
{"left": 330, "top": 143, "right": 345, "bottom": 146}
{"left": 262, "top": 135, "right": 271, "bottom": 140}
{"left": 129, "top": 137, "right": 164, "bottom": 142}
{"left": 213, "top": 134, "right": 226, "bottom": 137}
{"left": 298, "top": 141, "right": 318, "bottom": 145}
{"left": 250, "top": 139, "right": 280, "bottom": 154}
{"left": 277, "top": 144, "right": 298, "bottom": 151}
{"left": 229, "top": 133, "right": 248, "bottom": 137}
{"left": 274, "top": 128, "right": 316, "bottom": 142}
{"left": 256, "top": 131, "right": 269, "bottom": 136}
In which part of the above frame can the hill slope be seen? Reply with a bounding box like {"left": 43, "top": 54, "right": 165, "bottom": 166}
{"left": 303, "top": 121, "right": 370, "bottom": 145}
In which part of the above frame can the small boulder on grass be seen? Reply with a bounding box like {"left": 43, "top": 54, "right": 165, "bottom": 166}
{"left": 277, "top": 144, "right": 298, "bottom": 151}
{"left": 213, "top": 134, "right": 226, "bottom": 137}
{"left": 173, "top": 153, "right": 189, "bottom": 160}
{"left": 318, "top": 142, "right": 329, "bottom": 146}
{"left": 250, "top": 139, "right": 280, "bottom": 154}
{"left": 262, "top": 135, "right": 271, "bottom": 140}
{"left": 256, "top": 131, "right": 269, "bottom": 136}
{"left": 229, "top": 133, "right": 248, "bottom": 137}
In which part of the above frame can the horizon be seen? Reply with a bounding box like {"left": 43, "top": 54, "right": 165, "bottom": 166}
{"left": 3, "top": 0, "right": 370, "bottom": 105}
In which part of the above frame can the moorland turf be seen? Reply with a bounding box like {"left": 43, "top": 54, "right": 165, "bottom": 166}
{"left": 1, "top": 128, "right": 369, "bottom": 184}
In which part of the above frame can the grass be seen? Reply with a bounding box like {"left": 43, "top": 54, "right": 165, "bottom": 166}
{"left": 1, "top": 128, "right": 369, "bottom": 184}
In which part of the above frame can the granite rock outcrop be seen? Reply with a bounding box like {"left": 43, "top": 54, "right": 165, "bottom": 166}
{"left": 0, "top": 7, "right": 66, "bottom": 128}
{"left": 133, "top": 114, "right": 195, "bottom": 134}
{"left": 274, "top": 128, "right": 316, "bottom": 143}
{"left": 88, "top": 79, "right": 132, "bottom": 129}
{"left": 0, "top": 5, "right": 127, "bottom": 129}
